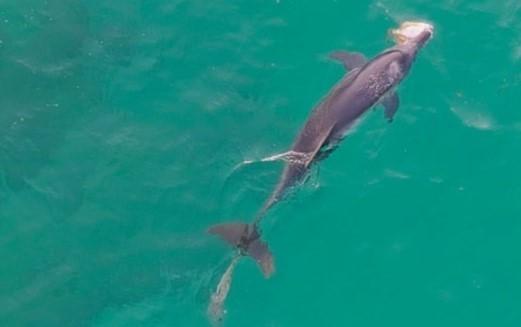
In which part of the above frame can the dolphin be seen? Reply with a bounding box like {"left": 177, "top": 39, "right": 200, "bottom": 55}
{"left": 208, "top": 21, "right": 434, "bottom": 318}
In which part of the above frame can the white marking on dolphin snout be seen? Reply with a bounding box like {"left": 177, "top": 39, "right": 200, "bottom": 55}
{"left": 391, "top": 21, "right": 434, "bottom": 45}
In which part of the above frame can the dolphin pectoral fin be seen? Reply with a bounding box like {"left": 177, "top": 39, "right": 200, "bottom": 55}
{"left": 248, "top": 237, "right": 275, "bottom": 278}
{"left": 382, "top": 92, "right": 400, "bottom": 122}
{"left": 329, "top": 50, "right": 368, "bottom": 70}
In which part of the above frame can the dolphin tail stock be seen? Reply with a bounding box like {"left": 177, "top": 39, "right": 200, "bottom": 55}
{"left": 208, "top": 222, "right": 275, "bottom": 278}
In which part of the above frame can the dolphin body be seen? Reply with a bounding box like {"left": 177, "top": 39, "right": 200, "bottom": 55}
{"left": 209, "top": 22, "right": 434, "bottom": 288}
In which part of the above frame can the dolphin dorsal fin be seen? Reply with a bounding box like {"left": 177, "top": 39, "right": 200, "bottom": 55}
{"left": 330, "top": 50, "right": 368, "bottom": 71}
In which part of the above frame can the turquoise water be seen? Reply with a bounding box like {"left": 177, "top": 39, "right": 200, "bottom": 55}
{"left": 1, "top": 1, "right": 521, "bottom": 326}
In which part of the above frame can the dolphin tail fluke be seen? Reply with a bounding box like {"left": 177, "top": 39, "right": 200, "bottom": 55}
{"left": 208, "top": 222, "right": 275, "bottom": 278}
{"left": 208, "top": 222, "right": 249, "bottom": 245}
{"left": 247, "top": 236, "right": 275, "bottom": 277}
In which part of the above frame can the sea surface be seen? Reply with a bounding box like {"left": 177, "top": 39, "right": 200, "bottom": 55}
{"left": 1, "top": 1, "right": 521, "bottom": 326}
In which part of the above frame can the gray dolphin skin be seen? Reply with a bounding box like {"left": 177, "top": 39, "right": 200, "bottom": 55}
{"left": 208, "top": 21, "right": 434, "bottom": 320}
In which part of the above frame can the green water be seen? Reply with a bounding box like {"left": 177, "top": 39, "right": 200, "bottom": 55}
{"left": 1, "top": 1, "right": 521, "bottom": 326}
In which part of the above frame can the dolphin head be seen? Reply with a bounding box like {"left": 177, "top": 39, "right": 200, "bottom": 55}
{"left": 390, "top": 21, "right": 434, "bottom": 48}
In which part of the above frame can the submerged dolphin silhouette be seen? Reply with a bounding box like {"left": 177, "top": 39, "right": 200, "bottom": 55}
{"left": 208, "top": 21, "right": 434, "bottom": 319}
